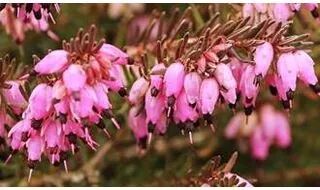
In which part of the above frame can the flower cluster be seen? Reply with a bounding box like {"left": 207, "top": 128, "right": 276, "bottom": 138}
{"left": 6, "top": 25, "right": 129, "bottom": 181}
{"left": 0, "top": 3, "right": 59, "bottom": 43}
{"left": 225, "top": 104, "right": 291, "bottom": 161}
{"left": 243, "top": 3, "right": 319, "bottom": 24}
{"left": 127, "top": 7, "right": 319, "bottom": 149}
{"left": 0, "top": 55, "right": 28, "bottom": 149}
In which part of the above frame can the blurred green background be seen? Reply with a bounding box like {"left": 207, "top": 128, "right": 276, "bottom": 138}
{"left": 1, "top": 3, "right": 320, "bottom": 187}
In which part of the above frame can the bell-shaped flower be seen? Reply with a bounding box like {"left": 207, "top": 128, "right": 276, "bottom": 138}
{"left": 2, "top": 81, "right": 27, "bottom": 114}
{"left": 163, "top": 62, "right": 185, "bottom": 99}
{"left": 254, "top": 42, "right": 274, "bottom": 77}
{"left": 214, "top": 63, "right": 237, "bottom": 91}
{"left": 28, "top": 83, "right": 52, "bottom": 120}
{"left": 62, "top": 64, "right": 87, "bottom": 92}
{"left": 129, "top": 77, "right": 149, "bottom": 105}
{"left": 26, "top": 132, "right": 44, "bottom": 162}
{"left": 199, "top": 78, "right": 220, "bottom": 115}
{"left": 128, "top": 106, "right": 148, "bottom": 148}
{"left": 277, "top": 53, "right": 299, "bottom": 92}
{"left": 184, "top": 72, "right": 202, "bottom": 107}
{"left": 145, "top": 87, "right": 165, "bottom": 125}
{"left": 174, "top": 90, "right": 200, "bottom": 124}
{"left": 97, "top": 44, "right": 128, "bottom": 65}
{"left": 274, "top": 113, "right": 291, "bottom": 148}
{"left": 250, "top": 126, "right": 270, "bottom": 161}
{"left": 34, "top": 50, "right": 69, "bottom": 74}
{"left": 294, "top": 50, "right": 318, "bottom": 86}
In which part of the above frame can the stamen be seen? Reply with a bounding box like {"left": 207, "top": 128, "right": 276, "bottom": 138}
{"left": 64, "top": 160, "right": 69, "bottom": 174}
{"left": 28, "top": 169, "right": 33, "bottom": 183}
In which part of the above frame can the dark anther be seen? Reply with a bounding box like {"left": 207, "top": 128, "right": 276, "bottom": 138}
{"left": 254, "top": 74, "right": 262, "bottom": 86}
{"left": 52, "top": 98, "right": 60, "bottom": 104}
{"left": 31, "top": 119, "right": 43, "bottom": 130}
{"left": 118, "top": 87, "right": 128, "bottom": 97}
{"left": 148, "top": 122, "right": 156, "bottom": 133}
{"left": 286, "top": 90, "right": 294, "bottom": 100}
{"left": 128, "top": 57, "right": 135, "bottom": 65}
{"left": 27, "top": 160, "right": 36, "bottom": 169}
{"left": 203, "top": 113, "right": 213, "bottom": 124}
{"left": 177, "top": 122, "right": 185, "bottom": 131}
{"left": 58, "top": 113, "right": 67, "bottom": 124}
{"left": 34, "top": 9, "right": 42, "bottom": 20}
{"left": 228, "top": 103, "right": 236, "bottom": 110}
{"left": 245, "top": 97, "right": 253, "bottom": 104}
{"left": 0, "top": 137, "right": 5, "bottom": 145}
{"left": 21, "top": 132, "right": 29, "bottom": 142}
{"left": 0, "top": 4, "right": 6, "bottom": 11}
{"left": 185, "top": 120, "right": 195, "bottom": 132}
{"left": 53, "top": 161, "right": 60, "bottom": 167}
{"left": 244, "top": 105, "right": 253, "bottom": 116}
{"left": 67, "top": 133, "right": 77, "bottom": 144}
{"left": 150, "top": 87, "right": 159, "bottom": 97}
{"left": 189, "top": 102, "right": 197, "bottom": 108}
{"left": 219, "top": 95, "right": 225, "bottom": 104}
{"left": 102, "top": 109, "right": 113, "bottom": 119}
{"left": 138, "top": 136, "right": 148, "bottom": 150}
{"left": 97, "top": 120, "right": 105, "bottom": 129}
{"left": 311, "top": 8, "right": 319, "bottom": 18}
{"left": 48, "top": 146, "right": 58, "bottom": 154}
{"left": 310, "top": 83, "right": 320, "bottom": 94}
{"left": 59, "top": 151, "right": 68, "bottom": 161}
{"left": 41, "top": 3, "right": 50, "bottom": 10}
{"left": 236, "top": 92, "right": 241, "bottom": 102}
{"left": 194, "top": 119, "right": 200, "bottom": 128}
{"left": 167, "top": 95, "right": 176, "bottom": 107}
{"left": 72, "top": 91, "right": 81, "bottom": 101}
{"left": 281, "top": 100, "right": 290, "bottom": 110}
{"left": 29, "top": 70, "right": 38, "bottom": 77}
{"left": 25, "top": 3, "right": 33, "bottom": 13}
{"left": 269, "top": 85, "right": 278, "bottom": 96}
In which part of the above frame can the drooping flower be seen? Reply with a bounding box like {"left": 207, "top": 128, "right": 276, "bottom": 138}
{"left": 224, "top": 104, "right": 292, "bottom": 161}
{"left": 0, "top": 4, "right": 59, "bottom": 43}
{"left": 7, "top": 25, "right": 129, "bottom": 178}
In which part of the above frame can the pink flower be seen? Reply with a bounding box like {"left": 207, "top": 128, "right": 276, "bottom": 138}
{"left": 199, "top": 78, "right": 220, "bottom": 115}
{"left": 2, "top": 81, "right": 27, "bottom": 114}
{"left": 225, "top": 104, "right": 292, "bottom": 160}
{"left": 128, "top": 106, "right": 148, "bottom": 149}
{"left": 34, "top": 50, "right": 69, "bottom": 74}
{"left": 242, "top": 4, "right": 254, "bottom": 18}
{"left": 129, "top": 77, "right": 149, "bottom": 104}
{"left": 272, "top": 4, "right": 293, "bottom": 23}
{"left": 26, "top": 132, "right": 44, "bottom": 162}
{"left": 274, "top": 113, "right": 291, "bottom": 148}
{"left": 6, "top": 27, "right": 128, "bottom": 173}
{"left": 214, "top": 63, "right": 237, "bottom": 91}
{"left": 239, "top": 65, "right": 259, "bottom": 113}
{"left": 145, "top": 87, "right": 165, "bottom": 126}
{"left": 97, "top": 44, "right": 129, "bottom": 65}
{"left": 28, "top": 83, "right": 52, "bottom": 121}
{"left": 294, "top": 50, "right": 319, "bottom": 87}
{"left": 163, "top": 62, "right": 185, "bottom": 100}
{"left": 174, "top": 90, "right": 200, "bottom": 124}
{"left": 103, "top": 64, "right": 127, "bottom": 96}
{"left": 184, "top": 72, "right": 202, "bottom": 107}
{"left": 250, "top": 126, "right": 270, "bottom": 161}
{"left": 62, "top": 64, "right": 87, "bottom": 92}
{"left": 254, "top": 42, "right": 274, "bottom": 78}
{"left": 224, "top": 112, "right": 245, "bottom": 139}
{"left": 260, "top": 105, "right": 277, "bottom": 142}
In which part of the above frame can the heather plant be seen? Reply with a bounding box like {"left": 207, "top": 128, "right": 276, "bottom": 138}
{"left": 0, "top": 3, "right": 320, "bottom": 187}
